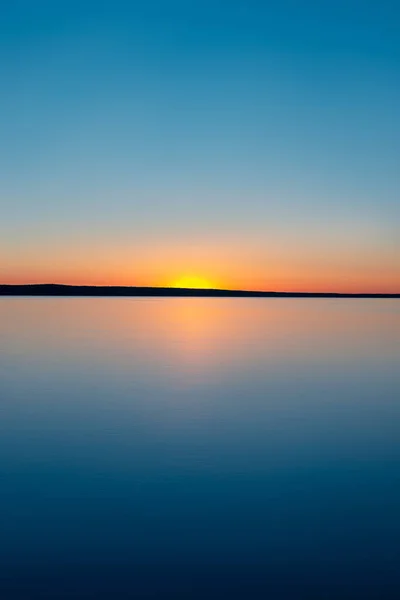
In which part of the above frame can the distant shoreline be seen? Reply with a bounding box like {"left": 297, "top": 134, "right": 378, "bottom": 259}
{"left": 0, "top": 284, "right": 398, "bottom": 298}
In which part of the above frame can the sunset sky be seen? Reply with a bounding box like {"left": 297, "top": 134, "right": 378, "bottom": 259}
{"left": 1, "top": 0, "right": 399, "bottom": 292}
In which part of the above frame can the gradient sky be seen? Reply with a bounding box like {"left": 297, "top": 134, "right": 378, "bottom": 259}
{"left": 1, "top": 0, "right": 399, "bottom": 291}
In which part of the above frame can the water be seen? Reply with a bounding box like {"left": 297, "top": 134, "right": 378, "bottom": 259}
{"left": 1, "top": 298, "right": 399, "bottom": 599}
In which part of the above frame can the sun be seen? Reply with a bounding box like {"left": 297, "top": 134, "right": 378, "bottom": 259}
{"left": 171, "top": 275, "right": 215, "bottom": 289}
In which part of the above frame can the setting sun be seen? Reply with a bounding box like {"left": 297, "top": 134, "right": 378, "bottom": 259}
{"left": 171, "top": 275, "right": 216, "bottom": 289}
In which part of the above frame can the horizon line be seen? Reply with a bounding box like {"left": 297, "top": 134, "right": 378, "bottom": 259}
{"left": 0, "top": 283, "right": 399, "bottom": 298}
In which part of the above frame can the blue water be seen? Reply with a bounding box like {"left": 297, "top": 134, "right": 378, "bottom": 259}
{"left": 1, "top": 298, "right": 399, "bottom": 599}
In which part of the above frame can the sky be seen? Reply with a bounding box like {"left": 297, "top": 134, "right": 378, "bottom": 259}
{"left": 1, "top": 0, "right": 399, "bottom": 292}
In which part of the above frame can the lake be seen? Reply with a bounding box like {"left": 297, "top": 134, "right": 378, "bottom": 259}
{"left": 1, "top": 298, "right": 399, "bottom": 599}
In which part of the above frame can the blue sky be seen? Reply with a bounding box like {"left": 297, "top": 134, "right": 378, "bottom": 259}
{"left": 1, "top": 0, "right": 399, "bottom": 290}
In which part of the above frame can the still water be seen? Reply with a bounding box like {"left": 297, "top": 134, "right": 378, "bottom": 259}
{"left": 1, "top": 298, "right": 399, "bottom": 599}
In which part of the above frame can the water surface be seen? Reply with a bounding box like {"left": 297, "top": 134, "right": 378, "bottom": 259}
{"left": 1, "top": 298, "right": 399, "bottom": 598}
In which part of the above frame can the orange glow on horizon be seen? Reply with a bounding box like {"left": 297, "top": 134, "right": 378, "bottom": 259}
{"left": 1, "top": 261, "right": 399, "bottom": 295}
{"left": 2, "top": 231, "right": 399, "bottom": 294}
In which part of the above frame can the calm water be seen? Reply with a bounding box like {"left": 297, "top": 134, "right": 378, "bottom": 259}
{"left": 1, "top": 298, "right": 399, "bottom": 599}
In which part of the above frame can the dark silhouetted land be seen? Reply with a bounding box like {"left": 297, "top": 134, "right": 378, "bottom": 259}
{"left": 0, "top": 284, "right": 398, "bottom": 298}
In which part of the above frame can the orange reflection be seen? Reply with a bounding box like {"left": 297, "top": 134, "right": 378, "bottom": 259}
{"left": 2, "top": 298, "right": 399, "bottom": 390}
